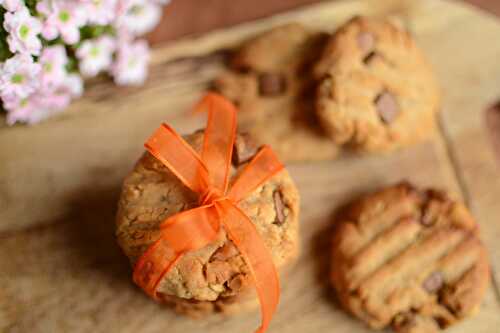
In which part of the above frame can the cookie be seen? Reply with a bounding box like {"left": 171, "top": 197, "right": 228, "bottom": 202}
{"left": 116, "top": 131, "right": 300, "bottom": 316}
{"left": 315, "top": 16, "right": 440, "bottom": 152}
{"left": 331, "top": 182, "right": 490, "bottom": 333}
{"left": 214, "top": 23, "right": 340, "bottom": 162}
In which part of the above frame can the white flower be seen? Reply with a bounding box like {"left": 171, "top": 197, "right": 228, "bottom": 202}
{"left": 1, "top": 0, "right": 171, "bottom": 125}
{"left": 0, "top": 0, "right": 22, "bottom": 12}
{"left": 76, "top": 35, "right": 116, "bottom": 77}
{"left": 61, "top": 73, "right": 83, "bottom": 97}
{"left": 78, "top": 0, "right": 118, "bottom": 25}
{"left": 118, "top": 0, "right": 162, "bottom": 36}
{"left": 4, "top": 90, "right": 72, "bottom": 125}
{"left": 0, "top": 54, "right": 41, "bottom": 100}
{"left": 112, "top": 39, "right": 149, "bottom": 86}
{"left": 4, "top": 94, "right": 47, "bottom": 125}
{"left": 3, "top": 7, "right": 43, "bottom": 56}
{"left": 39, "top": 45, "right": 69, "bottom": 90}
{"left": 37, "top": 0, "right": 87, "bottom": 45}
{"left": 3, "top": 70, "right": 83, "bottom": 125}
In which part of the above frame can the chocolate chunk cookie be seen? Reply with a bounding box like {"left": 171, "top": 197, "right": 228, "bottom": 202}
{"left": 331, "top": 182, "right": 490, "bottom": 333}
{"left": 214, "top": 23, "right": 340, "bottom": 162}
{"left": 315, "top": 16, "right": 440, "bottom": 152}
{"left": 116, "top": 131, "right": 300, "bottom": 316}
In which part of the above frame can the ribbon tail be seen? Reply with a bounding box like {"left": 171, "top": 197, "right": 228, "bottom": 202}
{"left": 216, "top": 200, "right": 280, "bottom": 333}
{"left": 228, "top": 146, "right": 284, "bottom": 203}
{"left": 198, "top": 92, "right": 238, "bottom": 193}
{"left": 145, "top": 123, "right": 209, "bottom": 194}
{"left": 133, "top": 204, "right": 220, "bottom": 298}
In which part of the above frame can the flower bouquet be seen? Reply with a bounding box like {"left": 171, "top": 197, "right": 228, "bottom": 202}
{"left": 0, "top": 0, "right": 169, "bottom": 125}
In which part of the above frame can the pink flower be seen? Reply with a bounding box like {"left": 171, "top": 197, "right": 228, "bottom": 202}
{"left": 118, "top": 0, "right": 162, "bottom": 36}
{"left": 0, "top": 54, "right": 41, "bottom": 100}
{"left": 78, "top": 0, "right": 118, "bottom": 25}
{"left": 37, "top": 0, "right": 87, "bottom": 45}
{"left": 39, "top": 45, "right": 69, "bottom": 90}
{"left": 39, "top": 45, "right": 83, "bottom": 96}
{"left": 61, "top": 73, "right": 84, "bottom": 97}
{"left": 76, "top": 36, "right": 115, "bottom": 77}
{"left": 3, "top": 70, "right": 83, "bottom": 125}
{"left": 3, "top": 7, "right": 43, "bottom": 56}
{"left": 4, "top": 94, "right": 48, "bottom": 125}
{"left": 112, "top": 39, "right": 149, "bottom": 86}
{"left": 5, "top": 91, "right": 72, "bottom": 125}
{"left": 0, "top": 0, "right": 22, "bottom": 11}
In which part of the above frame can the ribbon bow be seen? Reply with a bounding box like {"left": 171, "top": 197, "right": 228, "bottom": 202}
{"left": 133, "top": 93, "right": 284, "bottom": 333}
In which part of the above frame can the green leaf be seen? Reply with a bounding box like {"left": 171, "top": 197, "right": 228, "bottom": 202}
{"left": 0, "top": 8, "right": 14, "bottom": 61}
{"left": 24, "top": 0, "right": 38, "bottom": 16}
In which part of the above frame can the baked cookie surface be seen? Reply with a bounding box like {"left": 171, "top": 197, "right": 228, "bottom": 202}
{"left": 214, "top": 23, "right": 339, "bottom": 162}
{"left": 116, "top": 132, "right": 300, "bottom": 316}
{"left": 331, "top": 182, "right": 489, "bottom": 333}
{"left": 315, "top": 16, "right": 440, "bottom": 152}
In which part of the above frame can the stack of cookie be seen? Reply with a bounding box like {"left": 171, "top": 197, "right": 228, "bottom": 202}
{"left": 116, "top": 131, "right": 300, "bottom": 317}
{"left": 215, "top": 16, "right": 440, "bottom": 160}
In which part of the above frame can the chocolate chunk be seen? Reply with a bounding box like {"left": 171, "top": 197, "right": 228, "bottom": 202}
{"left": 357, "top": 32, "right": 375, "bottom": 53}
{"left": 205, "top": 261, "right": 233, "bottom": 285}
{"left": 232, "top": 133, "right": 258, "bottom": 166}
{"left": 397, "top": 181, "right": 420, "bottom": 199}
{"left": 426, "top": 189, "right": 450, "bottom": 202}
{"left": 423, "top": 271, "right": 444, "bottom": 293}
{"left": 392, "top": 312, "right": 416, "bottom": 331}
{"left": 421, "top": 211, "right": 435, "bottom": 227}
{"left": 258, "top": 72, "right": 286, "bottom": 96}
{"left": 434, "top": 316, "right": 451, "bottom": 329}
{"left": 362, "top": 51, "right": 377, "bottom": 64}
{"left": 485, "top": 102, "right": 500, "bottom": 165}
{"left": 375, "top": 92, "right": 399, "bottom": 124}
{"left": 211, "top": 243, "right": 239, "bottom": 262}
{"left": 131, "top": 231, "right": 145, "bottom": 240}
{"left": 421, "top": 200, "right": 442, "bottom": 227}
{"left": 228, "top": 274, "right": 245, "bottom": 292}
{"left": 273, "top": 190, "right": 285, "bottom": 225}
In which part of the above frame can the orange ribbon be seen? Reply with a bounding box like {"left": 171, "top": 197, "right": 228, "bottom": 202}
{"left": 133, "top": 93, "right": 284, "bottom": 333}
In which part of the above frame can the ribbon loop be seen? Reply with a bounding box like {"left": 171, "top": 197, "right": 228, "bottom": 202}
{"left": 145, "top": 124, "right": 209, "bottom": 194}
{"left": 199, "top": 93, "right": 237, "bottom": 194}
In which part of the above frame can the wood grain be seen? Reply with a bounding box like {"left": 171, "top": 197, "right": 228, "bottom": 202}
{"left": 147, "top": 0, "right": 321, "bottom": 44}
{"left": 1, "top": 0, "right": 500, "bottom": 332}
{"left": 147, "top": 0, "right": 500, "bottom": 43}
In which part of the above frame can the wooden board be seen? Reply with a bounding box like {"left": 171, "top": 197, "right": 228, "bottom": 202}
{"left": 1, "top": 0, "right": 500, "bottom": 332}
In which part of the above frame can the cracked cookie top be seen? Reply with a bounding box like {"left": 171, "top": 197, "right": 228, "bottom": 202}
{"left": 315, "top": 16, "right": 440, "bottom": 152}
{"left": 331, "top": 182, "right": 490, "bottom": 333}
{"left": 116, "top": 131, "right": 300, "bottom": 302}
